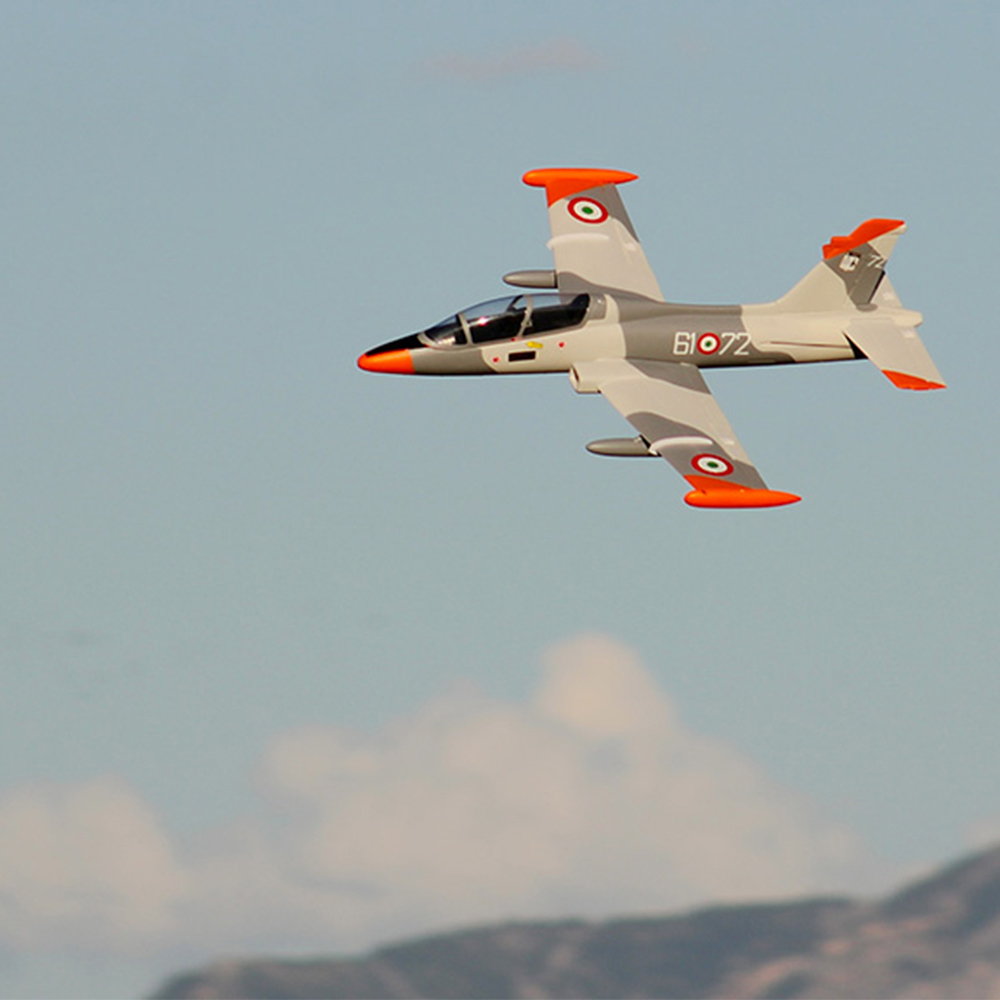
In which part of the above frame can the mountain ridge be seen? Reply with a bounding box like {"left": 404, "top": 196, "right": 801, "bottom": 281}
{"left": 151, "top": 843, "right": 1000, "bottom": 999}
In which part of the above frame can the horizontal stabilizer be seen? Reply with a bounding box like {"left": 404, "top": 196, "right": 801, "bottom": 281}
{"left": 845, "top": 318, "right": 945, "bottom": 390}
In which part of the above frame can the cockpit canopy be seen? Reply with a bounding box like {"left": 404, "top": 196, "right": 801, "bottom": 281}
{"left": 421, "top": 293, "right": 590, "bottom": 347}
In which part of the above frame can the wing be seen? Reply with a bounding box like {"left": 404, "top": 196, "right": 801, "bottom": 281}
{"left": 571, "top": 359, "right": 801, "bottom": 508}
{"left": 523, "top": 168, "right": 664, "bottom": 301}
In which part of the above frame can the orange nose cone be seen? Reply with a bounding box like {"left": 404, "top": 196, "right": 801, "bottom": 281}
{"left": 357, "top": 349, "right": 415, "bottom": 374}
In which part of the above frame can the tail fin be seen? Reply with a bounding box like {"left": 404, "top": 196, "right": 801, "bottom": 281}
{"left": 774, "top": 218, "right": 907, "bottom": 313}
{"left": 772, "top": 218, "right": 944, "bottom": 389}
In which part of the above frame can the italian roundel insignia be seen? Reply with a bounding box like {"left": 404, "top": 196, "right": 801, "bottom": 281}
{"left": 692, "top": 453, "right": 734, "bottom": 476}
{"left": 567, "top": 197, "right": 609, "bottom": 224}
{"left": 697, "top": 332, "right": 720, "bottom": 354}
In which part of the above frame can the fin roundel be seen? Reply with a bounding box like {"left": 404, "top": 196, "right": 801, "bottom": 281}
{"left": 523, "top": 168, "right": 638, "bottom": 206}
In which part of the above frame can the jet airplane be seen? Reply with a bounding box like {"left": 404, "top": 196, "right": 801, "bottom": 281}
{"left": 358, "top": 168, "right": 944, "bottom": 508}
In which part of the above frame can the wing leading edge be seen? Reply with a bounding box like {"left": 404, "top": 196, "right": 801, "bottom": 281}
{"left": 571, "top": 359, "right": 801, "bottom": 508}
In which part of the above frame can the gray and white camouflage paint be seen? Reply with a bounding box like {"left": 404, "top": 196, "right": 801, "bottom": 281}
{"left": 359, "top": 168, "right": 944, "bottom": 508}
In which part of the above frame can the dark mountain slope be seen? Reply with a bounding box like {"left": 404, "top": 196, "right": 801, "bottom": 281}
{"left": 151, "top": 844, "right": 1000, "bottom": 999}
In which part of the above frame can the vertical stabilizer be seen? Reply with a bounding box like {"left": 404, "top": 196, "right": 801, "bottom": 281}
{"left": 774, "top": 219, "right": 906, "bottom": 312}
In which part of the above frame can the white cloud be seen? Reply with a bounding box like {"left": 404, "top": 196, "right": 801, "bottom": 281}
{"left": 0, "top": 635, "right": 888, "bottom": 959}
{"left": 423, "top": 38, "right": 603, "bottom": 82}
{"left": 0, "top": 778, "right": 188, "bottom": 952}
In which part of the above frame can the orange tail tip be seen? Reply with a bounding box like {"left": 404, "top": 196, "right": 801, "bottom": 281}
{"left": 822, "top": 218, "right": 905, "bottom": 260}
{"left": 357, "top": 349, "right": 415, "bottom": 374}
{"left": 522, "top": 168, "right": 638, "bottom": 206}
{"left": 883, "top": 369, "right": 946, "bottom": 391}
{"left": 684, "top": 476, "right": 801, "bottom": 509}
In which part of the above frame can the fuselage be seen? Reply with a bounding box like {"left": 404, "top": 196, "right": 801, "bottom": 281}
{"left": 358, "top": 291, "right": 922, "bottom": 377}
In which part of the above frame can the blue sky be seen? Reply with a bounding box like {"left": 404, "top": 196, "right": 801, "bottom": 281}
{"left": 1, "top": 2, "right": 998, "bottom": 996}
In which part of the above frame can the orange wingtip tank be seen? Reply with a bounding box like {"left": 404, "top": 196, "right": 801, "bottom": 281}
{"left": 683, "top": 476, "right": 801, "bottom": 509}
{"left": 523, "top": 168, "right": 639, "bottom": 206}
{"left": 822, "top": 219, "right": 905, "bottom": 260}
{"left": 883, "top": 369, "right": 946, "bottom": 391}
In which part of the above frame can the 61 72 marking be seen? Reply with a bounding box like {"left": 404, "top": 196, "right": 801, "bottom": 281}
{"left": 673, "top": 331, "right": 751, "bottom": 357}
